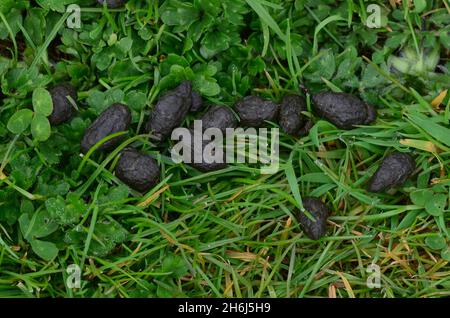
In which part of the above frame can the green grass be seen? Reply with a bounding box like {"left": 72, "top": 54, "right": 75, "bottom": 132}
{"left": 0, "top": 0, "right": 449, "bottom": 298}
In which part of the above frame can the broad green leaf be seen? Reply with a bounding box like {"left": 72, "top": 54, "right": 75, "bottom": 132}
{"left": 425, "top": 235, "right": 446, "bottom": 250}
{"left": 156, "top": 285, "right": 174, "bottom": 298}
{"left": 410, "top": 189, "right": 434, "bottom": 206}
{"left": 30, "top": 239, "right": 58, "bottom": 261}
{"left": 413, "top": 0, "right": 427, "bottom": 13}
{"left": 95, "top": 221, "right": 129, "bottom": 244}
{"left": 18, "top": 210, "right": 58, "bottom": 240}
{"left": 105, "top": 185, "right": 130, "bottom": 202}
{"left": 20, "top": 200, "right": 34, "bottom": 214}
{"left": 309, "top": 49, "right": 336, "bottom": 80}
{"left": 424, "top": 193, "right": 447, "bottom": 216}
{"left": 160, "top": 0, "right": 199, "bottom": 27}
{"left": 0, "top": 0, "right": 17, "bottom": 13}
{"left": 193, "top": 75, "right": 221, "bottom": 97}
{"left": 46, "top": 196, "right": 82, "bottom": 226}
{"left": 125, "top": 91, "right": 147, "bottom": 111}
{"left": 30, "top": 210, "right": 58, "bottom": 238}
{"left": 31, "top": 114, "right": 51, "bottom": 141}
{"left": 116, "top": 37, "right": 133, "bottom": 54}
{"left": 248, "top": 56, "right": 266, "bottom": 75}
{"left": 192, "top": 64, "right": 221, "bottom": 96}
{"left": 88, "top": 220, "right": 129, "bottom": 257}
{"left": 7, "top": 109, "right": 33, "bottom": 134}
{"left": 0, "top": 8, "right": 23, "bottom": 39}
{"left": 202, "top": 32, "right": 230, "bottom": 55}
{"left": 32, "top": 87, "right": 53, "bottom": 116}
{"left": 198, "top": 0, "right": 221, "bottom": 17}
{"left": 162, "top": 254, "right": 189, "bottom": 278}
{"left": 35, "top": 0, "right": 74, "bottom": 12}
{"left": 18, "top": 214, "right": 31, "bottom": 240}
{"left": 45, "top": 196, "right": 66, "bottom": 219}
{"left": 361, "top": 64, "right": 386, "bottom": 88}
{"left": 23, "top": 8, "right": 46, "bottom": 46}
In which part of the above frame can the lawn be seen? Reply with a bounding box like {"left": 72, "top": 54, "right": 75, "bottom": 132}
{"left": 0, "top": 0, "right": 449, "bottom": 298}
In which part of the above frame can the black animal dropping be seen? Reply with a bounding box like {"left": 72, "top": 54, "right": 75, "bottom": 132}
{"left": 279, "top": 95, "right": 313, "bottom": 136}
{"left": 312, "top": 92, "right": 376, "bottom": 129}
{"left": 295, "top": 197, "right": 331, "bottom": 240}
{"left": 182, "top": 105, "right": 237, "bottom": 172}
{"left": 191, "top": 138, "right": 228, "bottom": 172}
{"left": 48, "top": 84, "right": 77, "bottom": 125}
{"left": 115, "top": 148, "right": 160, "bottom": 192}
{"left": 196, "top": 105, "right": 237, "bottom": 133}
{"left": 367, "top": 152, "right": 415, "bottom": 193}
{"left": 190, "top": 91, "right": 203, "bottom": 112}
{"left": 80, "top": 103, "right": 131, "bottom": 154}
{"left": 176, "top": 129, "right": 228, "bottom": 173}
{"left": 146, "top": 81, "right": 192, "bottom": 141}
{"left": 234, "top": 96, "right": 279, "bottom": 127}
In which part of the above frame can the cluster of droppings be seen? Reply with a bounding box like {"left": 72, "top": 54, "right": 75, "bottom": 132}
{"left": 73, "top": 82, "right": 416, "bottom": 241}
{"left": 77, "top": 81, "right": 206, "bottom": 191}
